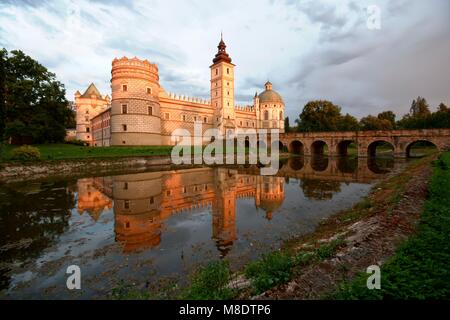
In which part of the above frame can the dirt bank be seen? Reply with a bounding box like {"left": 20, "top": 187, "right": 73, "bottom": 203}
{"left": 251, "top": 155, "right": 435, "bottom": 299}
{"left": 0, "top": 156, "right": 176, "bottom": 183}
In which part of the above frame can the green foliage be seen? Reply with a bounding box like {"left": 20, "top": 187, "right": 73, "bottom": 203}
{"left": 377, "top": 111, "right": 396, "bottom": 128}
{"left": 315, "top": 238, "right": 345, "bottom": 260}
{"left": 10, "top": 145, "right": 41, "bottom": 161}
{"left": 333, "top": 152, "right": 450, "bottom": 299}
{"left": 410, "top": 96, "right": 431, "bottom": 117}
{"left": 360, "top": 115, "right": 393, "bottom": 130}
{"left": 1, "top": 49, "right": 74, "bottom": 144}
{"left": 245, "top": 251, "right": 293, "bottom": 294}
{"left": 183, "top": 261, "right": 234, "bottom": 300}
{"left": 284, "top": 116, "right": 291, "bottom": 133}
{"left": 64, "top": 139, "right": 88, "bottom": 146}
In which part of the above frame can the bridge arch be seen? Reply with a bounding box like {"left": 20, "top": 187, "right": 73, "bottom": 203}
{"left": 336, "top": 140, "right": 356, "bottom": 156}
{"left": 288, "top": 140, "right": 304, "bottom": 154}
{"left": 288, "top": 157, "right": 304, "bottom": 171}
{"left": 367, "top": 140, "right": 395, "bottom": 157}
{"left": 311, "top": 140, "right": 328, "bottom": 155}
{"left": 405, "top": 140, "right": 438, "bottom": 158}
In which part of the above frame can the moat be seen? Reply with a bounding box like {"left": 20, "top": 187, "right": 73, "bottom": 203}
{"left": 0, "top": 156, "right": 405, "bottom": 299}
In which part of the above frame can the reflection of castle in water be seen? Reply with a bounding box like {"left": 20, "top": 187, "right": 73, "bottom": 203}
{"left": 75, "top": 157, "right": 396, "bottom": 255}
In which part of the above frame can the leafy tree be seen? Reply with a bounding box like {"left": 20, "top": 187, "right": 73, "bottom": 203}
{"left": 284, "top": 116, "right": 291, "bottom": 133}
{"left": 1, "top": 49, "right": 74, "bottom": 144}
{"left": 0, "top": 49, "right": 6, "bottom": 141}
{"left": 438, "top": 103, "right": 448, "bottom": 112}
{"left": 410, "top": 96, "right": 431, "bottom": 117}
{"left": 377, "top": 111, "right": 396, "bottom": 129}
{"left": 295, "top": 100, "right": 343, "bottom": 132}
{"left": 338, "top": 114, "right": 360, "bottom": 131}
{"left": 360, "top": 115, "right": 393, "bottom": 130}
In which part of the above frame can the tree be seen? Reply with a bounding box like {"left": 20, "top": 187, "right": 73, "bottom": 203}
{"left": 0, "top": 49, "right": 6, "bottom": 141}
{"left": 438, "top": 102, "right": 448, "bottom": 112}
{"left": 377, "top": 111, "right": 396, "bottom": 129}
{"left": 284, "top": 116, "right": 291, "bottom": 133}
{"left": 2, "top": 49, "right": 74, "bottom": 144}
{"left": 360, "top": 115, "right": 393, "bottom": 130}
{"left": 296, "top": 100, "right": 343, "bottom": 132}
{"left": 338, "top": 113, "right": 360, "bottom": 131}
{"left": 410, "top": 96, "right": 431, "bottom": 117}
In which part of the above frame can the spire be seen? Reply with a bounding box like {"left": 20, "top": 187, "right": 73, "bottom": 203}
{"left": 212, "top": 33, "right": 232, "bottom": 64}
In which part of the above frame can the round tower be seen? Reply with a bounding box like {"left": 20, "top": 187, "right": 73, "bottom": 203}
{"left": 110, "top": 57, "right": 162, "bottom": 146}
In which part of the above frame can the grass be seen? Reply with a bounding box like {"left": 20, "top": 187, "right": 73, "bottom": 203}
{"left": 243, "top": 239, "right": 346, "bottom": 295}
{"left": 331, "top": 152, "right": 450, "bottom": 299}
{"left": 181, "top": 261, "right": 235, "bottom": 300}
{"left": 0, "top": 143, "right": 173, "bottom": 162}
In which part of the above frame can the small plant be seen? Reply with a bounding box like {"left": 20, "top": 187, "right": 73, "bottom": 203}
{"left": 65, "top": 139, "right": 87, "bottom": 146}
{"left": 183, "top": 260, "right": 234, "bottom": 300}
{"left": 315, "top": 238, "right": 345, "bottom": 260}
{"left": 10, "top": 145, "right": 41, "bottom": 161}
{"left": 245, "top": 251, "right": 293, "bottom": 294}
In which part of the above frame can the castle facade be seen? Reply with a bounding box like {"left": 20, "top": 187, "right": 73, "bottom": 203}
{"left": 75, "top": 36, "right": 285, "bottom": 147}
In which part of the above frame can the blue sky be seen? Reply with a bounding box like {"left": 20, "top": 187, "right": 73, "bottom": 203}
{"left": 0, "top": 0, "right": 449, "bottom": 120}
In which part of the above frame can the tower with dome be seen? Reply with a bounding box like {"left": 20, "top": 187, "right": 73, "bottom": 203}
{"left": 75, "top": 35, "right": 285, "bottom": 146}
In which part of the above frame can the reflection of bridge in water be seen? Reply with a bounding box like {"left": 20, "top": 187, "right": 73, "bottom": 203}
{"left": 75, "top": 157, "right": 397, "bottom": 256}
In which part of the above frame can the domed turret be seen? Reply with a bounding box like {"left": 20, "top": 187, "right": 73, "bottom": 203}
{"left": 258, "top": 81, "right": 284, "bottom": 104}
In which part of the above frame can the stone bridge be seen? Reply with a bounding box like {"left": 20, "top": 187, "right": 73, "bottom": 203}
{"left": 277, "top": 129, "right": 450, "bottom": 158}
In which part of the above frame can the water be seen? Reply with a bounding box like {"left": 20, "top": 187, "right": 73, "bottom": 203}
{"left": 0, "top": 156, "right": 402, "bottom": 299}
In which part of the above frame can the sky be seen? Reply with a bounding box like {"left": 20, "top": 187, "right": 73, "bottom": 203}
{"left": 0, "top": 0, "right": 449, "bottom": 120}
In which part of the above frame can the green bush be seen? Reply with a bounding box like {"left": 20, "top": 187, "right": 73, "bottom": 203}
{"left": 245, "top": 251, "right": 293, "bottom": 294}
{"left": 10, "top": 145, "right": 41, "bottom": 161}
{"left": 183, "top": 261, "right": 234, "bottom": 300}
{"left": 65, "top": 139, "right": 87, "bottom": 146}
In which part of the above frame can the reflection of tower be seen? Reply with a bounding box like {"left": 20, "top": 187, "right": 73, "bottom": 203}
{"left": 212, "top": 168, "right": 237, "bottom": 257}
{"left": 256, "top": 176, "right": 285, "bottom": 220}
{"left": 113, "top": 172, "right": 163, "bottom": 253}
{"left": 76, "top": 178, "right": 113, "bottom": 221}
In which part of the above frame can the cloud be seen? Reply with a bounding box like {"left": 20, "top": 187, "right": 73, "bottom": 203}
{"left": 0, "top": 0, "right": 448, "bottom": 121}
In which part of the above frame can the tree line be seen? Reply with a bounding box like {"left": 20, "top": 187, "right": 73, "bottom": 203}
{"left": 285, "top": 98, "right": 450, "bottom": 133}
{"left": 0, "top": 49, "right": 74, "bottom": 144}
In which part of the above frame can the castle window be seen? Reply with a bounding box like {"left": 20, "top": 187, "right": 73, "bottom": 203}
{"left": 122, "top": 124, "right": 127, "bottom": 131}
{"left": 124, "top": 182, "right": 128, "bottom": 190}
{"left": 215, "top": 102, "right": 218, "bottom": 107}
{"left": 86, "top": 127, "right": 90, "bottom": 133}
{"left": 125, "top": 221, "right": 130, "bottom": 228}
{"left": 166, "top": 190, "right": 171, "bottom": 196}
{"left": 182, "top": 114, "right": 186, "bottom": 121}
{"left": 87, "top": 135, "right": 90, "bottom": 139}
{"left": 204, "top": 117, "right": 207, "bottom": 123}
{"left": 122, "top": 140, "right": 126, "bottom": 144}
{"left": 264, "top": 111, "right": 269, "bottom": 120}
{"left": 227, "top": 68, "right": 229, "bottom": 74}
{"left": 227, "top": 91, "right": 229, "bottom": 96}
{"left": 124, "top": 200, "right": 129, "bottom": 209}
{"left": 280, "top": 111, "right": 283, "bottom": 119}
{"left": 240, "top": 121, "right": 242, "bottom": 126}
{"left": 246, "top": 121, "right": 249, "bottom": 126}
{"left": 227, "top": 82, "right": 229, "bottom": 86}
{"left": 182, "top": 187, "right": 186, "bottom": 193}
{"left": 85, "top": 116, "right": 89, "bottom": 121}
{"left": 147, "top": 87, "right": 152, "bottom": 94}
{"left": 165, "top": 113, "right": 169, "bottom": 120}
{"left": 227, "top": 102, "right": 229, "bottom": 106}
{"left": 148, "top": 106, "right": 153, "bottom": 115}
{"left": 86, "top": 110, "right": 89, "bottom": 114}
{"left": 215, "top": 69, "right": 218, "bottom": 75}
{"left": 150, "top": 197, "right": 154, "bottom": 205}
{"left": 122, "top": 84, "right": 127, "bottom": 92}
{"left": 122, "top": 104, "right": 127, "bottom": 114}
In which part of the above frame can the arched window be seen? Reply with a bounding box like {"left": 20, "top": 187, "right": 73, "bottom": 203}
{"left": 280, "top": 111, "right": 283, "bottom": 120}
{"left": 264, "top": 110, "right": 269, "bottom": 120}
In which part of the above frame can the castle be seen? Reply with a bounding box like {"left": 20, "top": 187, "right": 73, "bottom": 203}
{"left": 75, "top": 36, "right": 285, "bottom": 146}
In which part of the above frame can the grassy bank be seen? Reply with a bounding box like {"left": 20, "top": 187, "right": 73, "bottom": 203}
{"left": 0, "top": 144, "right": 173, "bottom": 162}
{"left": 331, "top": 152, "right": 450, "bottom": 299}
